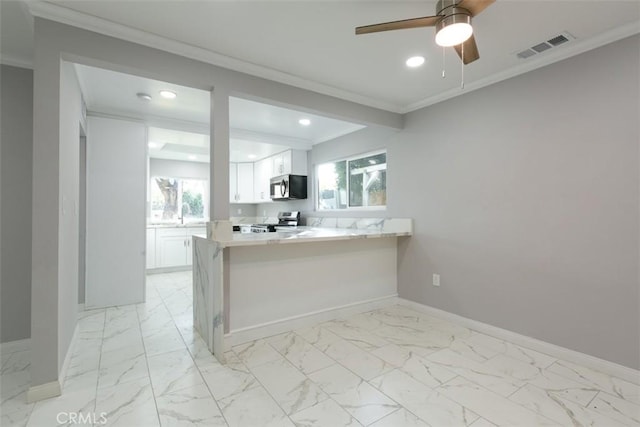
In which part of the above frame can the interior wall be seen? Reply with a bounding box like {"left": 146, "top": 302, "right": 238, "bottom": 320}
{"left": 78, "top": 135, "right": 86, "bottom": 304}
{"left": 306, "top": 126, "right": 398, "bottom": 219}
{"left": 0, "top": 64, "right": 33, "bottom": 343}
{"left": 390, "top": 35, "right": 640, "bottom": 369}
{"left": 230, "top": 204, "right": 257, "bottom": 218}
{"left": 58, "top": 60, "right": 82, "bottom": 371}
{"left": 31, "top": 17, "right": 400, "bottom": 390}
{"left": 149, "top": 158, "right": 209, "bottom": 180}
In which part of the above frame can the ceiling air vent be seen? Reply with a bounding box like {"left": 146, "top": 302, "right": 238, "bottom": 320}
{"left": 531, "top": 42, "right": 552, "bottom": 53}
{"left": 517, "top": 49, "right": 537, "bottom": 59}
{"left": 514, "top": 32, "right": 575, "bottom": 60}
{"left": 547, "top": 34, "right": 569, "bottom": 46}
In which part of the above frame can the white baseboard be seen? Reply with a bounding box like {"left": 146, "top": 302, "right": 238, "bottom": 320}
{"left": 27, "top": 380, "right": 62, "bottom": 403}
{"left": 26, "top": 320, "right": 80, "bottom": 403}
{"left": 225, "top": 294, "right": 399, "bottom": 349}
{"left": 397, "top": 298, "right": 640, "bottom": 385}
{"left": 0, "top": 338, "right": 31, "bottom": 354}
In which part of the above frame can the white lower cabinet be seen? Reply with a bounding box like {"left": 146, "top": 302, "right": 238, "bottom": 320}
{"left": 153, "top": 226, "right": 206, "bottom": 268}
{"left": 146, "top": 228, "right": 157, "bottom": 269}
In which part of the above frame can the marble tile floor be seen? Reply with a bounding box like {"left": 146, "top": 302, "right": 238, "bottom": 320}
{"left": 1, "top": 271, "right": 639, "bottom": 426}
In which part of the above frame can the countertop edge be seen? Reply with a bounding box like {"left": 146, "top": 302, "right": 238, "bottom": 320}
{"left": 193, "top": 230, "right": 412, "bottom": 248}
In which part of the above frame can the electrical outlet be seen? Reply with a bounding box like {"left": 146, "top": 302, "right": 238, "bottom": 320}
{"left": 237, "top": 208, "right": 242, "bottom": 215}
{"left": 432, "top": 274, "right": 440, "bottom": 287}
{"left": 263, "top": 210, "right": 267, "bottom": 216}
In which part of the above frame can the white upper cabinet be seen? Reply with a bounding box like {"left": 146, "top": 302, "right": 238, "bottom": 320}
{"left": 231, "top": 149, "right": 307, "bottom": 204}
{"left": 254, "top": 157, "right": 273, "bottom": 202}
{"left": 272, "top": 150, "right": 307, "bottom": 176}
{"left": 230, "top": 162, "right": 254, "bottom": 203}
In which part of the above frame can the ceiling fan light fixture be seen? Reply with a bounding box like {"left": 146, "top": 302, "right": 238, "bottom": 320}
{"left": 435, "top": 11, "right": 473, "bottom": 47}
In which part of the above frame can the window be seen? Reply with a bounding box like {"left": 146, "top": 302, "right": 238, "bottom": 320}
{"left": 317, "top": 151, "right": 386, "bottom": 210}
{"left": 150, "top": 177, "right": 208, "bottom": 222}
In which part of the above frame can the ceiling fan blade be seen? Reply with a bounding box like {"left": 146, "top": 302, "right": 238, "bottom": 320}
{"left": 355, "top": 15, "right": 441, "bottom": 35}
{"left": 454, "top": 34, "right": 480, "bottom": 64}
{"left": 455, "top": 0, "right": 495, "bottom": 17}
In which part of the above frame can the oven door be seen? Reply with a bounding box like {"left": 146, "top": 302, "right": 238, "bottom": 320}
{"left": 270, "top": 176, "right": 289, "bottom": 200}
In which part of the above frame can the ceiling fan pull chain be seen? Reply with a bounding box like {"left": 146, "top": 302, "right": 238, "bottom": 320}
{"left": 461, "top": 42, "right": 465, "bottom": 88}
{"left": 442, "top": 46, "right": 446, "bottom": 78}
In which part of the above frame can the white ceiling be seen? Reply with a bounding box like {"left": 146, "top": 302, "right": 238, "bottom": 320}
{"left": 73, "top": 63, "right": 365, "bottom": 163}
{"left": 75, "top": 63, "right": 211, "bottom": 124}
{"left": 6, "top": 0, "right": 637, "bottom": 113}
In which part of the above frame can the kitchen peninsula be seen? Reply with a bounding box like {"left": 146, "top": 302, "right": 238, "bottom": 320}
{"left": 192, "top": 218, "right": 412, "bottom": 362}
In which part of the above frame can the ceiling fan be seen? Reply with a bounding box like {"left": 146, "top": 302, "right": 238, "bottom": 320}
{"left": 355, "top": 0, "right": 495, "bottom": 65}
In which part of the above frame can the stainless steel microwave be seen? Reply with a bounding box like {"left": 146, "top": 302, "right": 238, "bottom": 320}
{"left": 270, "top": 175, "right": 307, "bottom": 200}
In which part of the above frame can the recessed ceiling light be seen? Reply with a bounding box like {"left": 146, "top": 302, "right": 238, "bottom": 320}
{"left": 248, "top": 154, "right": 257, "bottom": 159}
{"left": 405, "top": 56, "right": 425, "bottom": 68}
{"left": 137, "top": 92, "right": 152, "bottom": 101}
{"left": 298, "top": 118, "right": 311, "bottom": 126}
{"left": 148, "top": 142, "right": 157, "bottom": 148}
{"left": 188, "top": 155, "right": 197, "bottom": 160}
{"left": 160, "top": 90, "right": 177, "bottom": 99}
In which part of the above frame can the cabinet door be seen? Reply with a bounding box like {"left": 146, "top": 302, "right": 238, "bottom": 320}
{"left": 185, "top": 228, "right": 205, "bottom": 265}
{"left": 229, "top": 162, "right": 238, "bottom": 202}
{"left": 290, "top": 150, "right": 308, "bottom": 175}
{"left": 158, "top": 235, "right": 188, "bottom": 267}
{"left": 146, "top": 228, "right": 156, "bottom": 269}
{"left": 254, "top": 158, "right": 272, "bottom": 202}
{"left": 272, "top": 154, "right": 285, "bottom": 177}
{"left": 237, "top": 163, "right": 254, "bottom": 203}
{"left": 281, "top": 150, "right": 292, "bottom": 175}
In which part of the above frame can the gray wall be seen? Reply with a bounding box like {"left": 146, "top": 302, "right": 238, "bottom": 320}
{"left": 0, "top": 65, "right": 33, "bottom": 343}
{"left": 389, "top": 35, "right": 640, "bottom": 369}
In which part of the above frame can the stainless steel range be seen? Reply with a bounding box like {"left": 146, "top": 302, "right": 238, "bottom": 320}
{"left": 251, "top": 211, "right": 300, "bottom": 233}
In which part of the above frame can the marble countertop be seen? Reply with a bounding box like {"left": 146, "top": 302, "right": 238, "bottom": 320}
{"left": 147, "top": 223, "right": 207, "bottom": 228}
{"left": 197, "top": 226, "right": 411, "bottom": 248}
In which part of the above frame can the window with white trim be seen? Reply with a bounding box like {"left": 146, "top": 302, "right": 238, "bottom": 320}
{"left": 317, "top": 151, "right": 386, "bottom": 210}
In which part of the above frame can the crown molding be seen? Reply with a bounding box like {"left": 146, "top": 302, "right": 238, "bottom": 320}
{"left": 402, "top": 20, "right": 640, "bottom": 114}
{"left": 87, "top": 108, "right": 209, "bottom": 134}
{"left": 86, "top": 107, "right": 314, "bottom": 150}
{"left": 0, "top": 53, "right": 34, "bottom": 69}
{"left": 26, "top": 1, "right": 640, "bottom": 116}
{"left": 27, "top": 0, "right": 403, "bottom": 114}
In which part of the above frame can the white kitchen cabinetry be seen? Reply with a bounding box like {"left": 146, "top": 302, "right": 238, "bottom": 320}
{"left": 146, "top": 228, "right": 157, "bottom": 269}
{"left": 272, "top": 150, "right": 307, "bottom": 176}
{"left": 253, "top": 157, "right": 273, "bottom": 202}
{"left": 230, "top": 162, "right": 254, "bottom": 203}
{"left": 155, "top": 226, "right": 206, "bottom": 268}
